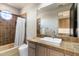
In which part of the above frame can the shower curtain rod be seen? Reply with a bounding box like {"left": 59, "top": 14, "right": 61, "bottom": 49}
{"left": 0, "top": 10, "right": 25, "bottom": 18}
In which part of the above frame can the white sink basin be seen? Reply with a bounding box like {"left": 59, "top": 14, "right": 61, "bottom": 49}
{"left": 41, "top": 37, "right": 62, "bottom": 46}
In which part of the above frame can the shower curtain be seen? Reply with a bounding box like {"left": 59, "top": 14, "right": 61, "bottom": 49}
{"left": 14, "top": 17, "right": 25, "bottom": 46}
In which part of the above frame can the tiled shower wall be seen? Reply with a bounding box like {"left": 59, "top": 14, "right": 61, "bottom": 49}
{"left": 0, "top": 15, "right": 17, "bottom": 46}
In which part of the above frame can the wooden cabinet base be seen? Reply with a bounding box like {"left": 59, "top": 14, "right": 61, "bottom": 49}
{"left": 28, "top": 42, "right": 65, "bottom": 56}
{"left": 28, "top": 41, "right": 78, "bottom": 56}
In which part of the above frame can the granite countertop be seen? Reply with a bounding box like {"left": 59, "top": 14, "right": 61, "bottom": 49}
{"left": 27, "top": 37, "right": 79, "bottom": 55}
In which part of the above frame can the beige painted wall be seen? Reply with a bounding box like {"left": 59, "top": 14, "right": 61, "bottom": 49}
{"left": 21, "top": 5, "right": 38, "bottom": 39}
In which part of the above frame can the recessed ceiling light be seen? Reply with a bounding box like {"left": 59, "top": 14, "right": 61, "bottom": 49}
{"left": 0, "top": 10, "right": 12, "bottom": 20}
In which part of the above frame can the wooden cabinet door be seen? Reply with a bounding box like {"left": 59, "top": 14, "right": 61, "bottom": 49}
{"left": 36, "top": 44, "right": 64, "bottom": 56}
{"left": 28, "top": 47, "right": 35, "bottom": 56}
{"left": 28, "top": 42, "right": 36, "bottom": 56}
{"left": 28, "top": 42, "right": 64, "bottom": 56}
{"left": 49, "top": 49, "right": 64, "bottom": 56}
{"left": 36, "top": 45, "right": 46, "bottom": 56}
{"left": 64, "top": 52, "right": 73, "bottom": 56}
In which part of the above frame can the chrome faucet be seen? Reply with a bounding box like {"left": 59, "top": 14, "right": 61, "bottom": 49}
{"left": 51, "top": 30, "right": 57, "bottom": 38}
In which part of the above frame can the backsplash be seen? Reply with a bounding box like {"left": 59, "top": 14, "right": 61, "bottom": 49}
{"left": 0, "top": 15, "right": 17, "bottom": 46}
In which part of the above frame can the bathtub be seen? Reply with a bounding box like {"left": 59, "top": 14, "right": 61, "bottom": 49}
{"left": 0, "top": 43, "right": 20, "bottom": 56}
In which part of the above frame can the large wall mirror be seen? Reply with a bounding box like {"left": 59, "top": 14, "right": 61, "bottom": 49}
{"left": 37, "top": 3, "right": 78, "bottom": 37}
{"left": 58, "top": 10, "right": 70, "bottom": 36}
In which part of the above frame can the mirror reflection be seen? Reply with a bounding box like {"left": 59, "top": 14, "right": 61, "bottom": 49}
{"left": 37, "top": 3, "right": 77, "bottom": 37}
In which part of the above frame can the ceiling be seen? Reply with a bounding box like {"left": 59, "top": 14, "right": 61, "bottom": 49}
{"left": 5, "top": 3, "right": 40, "bottom": 10}
{"left": 38, "top": 3, "right": 72, "bottom": 14}
{"left": 3, "top": 3, "right": 72, "bottom": 13}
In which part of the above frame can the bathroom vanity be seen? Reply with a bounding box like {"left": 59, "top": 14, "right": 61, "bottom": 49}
{"left": 33, "top": 4, "right": 79, "bottom": 56}
{"left": 28, "top": 37, "right": 79, "bottom": 56}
